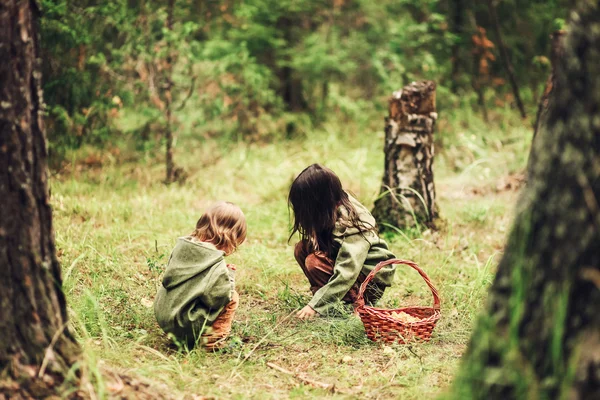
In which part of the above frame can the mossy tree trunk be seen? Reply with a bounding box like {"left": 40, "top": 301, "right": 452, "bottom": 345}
{"left": 533, "top": 30, "right": 565, "bottom": 140}
{"left": 0, "top": 0, "right": 80, "bottom": 397}
{"left": 452, "top": 1, "right": 600, "bottom": 399}
{"left": 372, "top": 81, "right": 439, "bottom": 231}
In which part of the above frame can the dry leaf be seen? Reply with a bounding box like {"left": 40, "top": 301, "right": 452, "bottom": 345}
{"left": 140, "top": 298, "right": 154, "bottom": 308}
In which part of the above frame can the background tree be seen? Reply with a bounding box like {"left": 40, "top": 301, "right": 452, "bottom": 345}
{"left": 451, "top": 0, "right": 600, "bottom": 398}
{"left": 485, "top": 0, "right": 526, "bottom": 118}
{"left": 38, "top": 0, "right": 572, "bottom": 165}
{"left": 0, "top": 0, "right": 80, "bottom": 397}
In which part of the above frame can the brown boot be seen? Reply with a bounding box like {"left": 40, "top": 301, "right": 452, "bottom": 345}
{"left": 202, "top": 291, "right": 239, "bottom": 350}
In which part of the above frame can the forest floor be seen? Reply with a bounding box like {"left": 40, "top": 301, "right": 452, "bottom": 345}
{"left": 51, "top": 108, "right": 531, "bottom": 399}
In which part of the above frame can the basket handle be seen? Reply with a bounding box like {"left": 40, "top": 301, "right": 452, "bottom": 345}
{"left": 355, "top": 259, "right": 440, "bottom": 310}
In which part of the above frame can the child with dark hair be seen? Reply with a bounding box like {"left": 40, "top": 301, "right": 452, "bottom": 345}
{"left": 288, "top": 164, "right": 397, "bottom": 319}
{"left": 154, "top": 201, "right": 246, "bottom": 349}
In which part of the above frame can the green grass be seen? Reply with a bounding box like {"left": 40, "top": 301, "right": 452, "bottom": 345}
{"left": 51, "top": 108, "right": 532, "bottom": 398}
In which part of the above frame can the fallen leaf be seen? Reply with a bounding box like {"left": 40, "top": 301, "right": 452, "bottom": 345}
{"left": 140, "top": 298, "right": 153, "bottom": 308}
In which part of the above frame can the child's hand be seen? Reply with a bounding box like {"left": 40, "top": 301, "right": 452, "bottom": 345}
{"left": 296, "top": 305, "right": 317, "bottom": 319}
{"left": 227, "top": 264, "right": 237, "bottom": 270}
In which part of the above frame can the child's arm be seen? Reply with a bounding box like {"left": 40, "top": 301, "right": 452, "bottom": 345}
{"left": 306, "top": 233, "right": 371, "bottom": 315}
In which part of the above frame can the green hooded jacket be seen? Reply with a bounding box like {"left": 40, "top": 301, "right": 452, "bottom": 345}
{"left": 307, "top": 195, "right": 397, "bottom": 315}
{"left": 154, "top": 237, "right": 234, "bottom": 345}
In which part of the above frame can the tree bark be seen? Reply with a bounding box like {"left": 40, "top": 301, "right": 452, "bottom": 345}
{"left": 532, "top": 30, "right": 566, "bottom": 140}
{"left": 0, "top": 0, "right": 80, "bottom": 397}
{"left": 487, "top": 0, "right": 527, "bottom": 118}
{"left": 471, "top": 53, "right": 489, "bottom": 123}
{"left": 451, "top": 1, "right": 600, "bottom": 398}
{"left": 467, "top": 12, "right": 490, "bottom": 123}
{"left": 276, "top": 16, "right": 308, "bottom": 113}
{"left": 164, "top": 0, "right": 176, "bottom": 184}
{"left": 450, "top": 0, "right": 464, "bottom": 93}
{"left": 372, "top": 81, "right": 439, "bottom": 230}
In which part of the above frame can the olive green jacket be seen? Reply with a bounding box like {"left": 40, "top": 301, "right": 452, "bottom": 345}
{"left": 308, "top": 195, "right": 397, "bottom": 315}
{"left": 154, "top": 237, "right": 234, "bottom": 344}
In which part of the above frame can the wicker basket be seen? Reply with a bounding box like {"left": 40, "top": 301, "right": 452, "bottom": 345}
{"left": 355, "top": 259, "right": 441, "bottom": 344}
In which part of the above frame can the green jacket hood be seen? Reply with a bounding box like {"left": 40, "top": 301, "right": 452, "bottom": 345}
{"left": 161, "top": 237, "right": 225, "bottom": 289}
{"left": 333, "top": 194, "right": 377, "bottom": 237}
{"left": 154, "top": 236, "right": 234, "bottom": 345}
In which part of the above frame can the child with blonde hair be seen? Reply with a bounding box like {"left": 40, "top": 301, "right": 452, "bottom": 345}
{"left": 154, "top": 201, "right": 246, "bottom": 349}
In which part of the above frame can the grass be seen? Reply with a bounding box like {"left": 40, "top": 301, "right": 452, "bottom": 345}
{"left": 51, "top": 107, "right": 532, "bottom": 399}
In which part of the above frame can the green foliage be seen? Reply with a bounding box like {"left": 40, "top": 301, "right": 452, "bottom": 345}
{"left": 41, "top": 0, "right": 571, "bottom": 165}
{"left": 40, "top": 0, "right": 127, "bottom": 162}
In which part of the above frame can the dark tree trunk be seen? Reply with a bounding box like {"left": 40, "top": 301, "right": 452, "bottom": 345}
{"left": 280, "top": 66, "right": 308, "bottom": 112}
{"left": 452, "top": 1, "right": 600, "bottom": 398}
{"left": 450, "top": 0, "right": 464, "bottom": 93}
{"left": 467, "top": 11, "right": 489, "bottom": 123}
{"left": 164, "top": 0, "right": 176, "bottom": 184}
{"left": 487, "top": 0, "right": 527, "bottom": 118}
{"left": 0, "top": 0, "right": 80, "bottom": 397}
{"left": 372, "top": 81, "right": 439, "bottom": 230}
{"left": 471, "top": 55, "right": 489, "bottom": 123}
{"left": 277, "top": 16, "right": 308, "bottom": 113}
{"left": 533, "top": 30, "right": 566, "bottom": 140}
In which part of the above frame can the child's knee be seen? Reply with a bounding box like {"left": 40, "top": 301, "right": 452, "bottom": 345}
{"left": 294, "top": 240, "right": 309, "bottom": 262}
{"left": 304, "top": 253, "right": 321, "bottom": 271}
{"left": 305, "top": 252, "right": 333, "bottom": 272}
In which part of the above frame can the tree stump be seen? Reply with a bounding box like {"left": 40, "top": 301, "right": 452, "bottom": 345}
{"left": 372, "top": 81, "right": 439, "bottom": 230}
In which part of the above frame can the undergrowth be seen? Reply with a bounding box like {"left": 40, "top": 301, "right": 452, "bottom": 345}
{"left": 52, "top": 106, "right": 532, "bottom": 399}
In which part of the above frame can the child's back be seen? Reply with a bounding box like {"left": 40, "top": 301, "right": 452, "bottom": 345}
{"left": 154, "top": 237, "right": 234, "bottom": 348}
{"left": 154, "top": 201, "right": 246, "bottom": 349}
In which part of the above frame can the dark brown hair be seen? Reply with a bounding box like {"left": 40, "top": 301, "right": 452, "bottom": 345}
{"left": 192, "top": 201, "right": 247, "bottom": 255}
{"left": 288, "top": 164, "right": 374, "bottom": 256}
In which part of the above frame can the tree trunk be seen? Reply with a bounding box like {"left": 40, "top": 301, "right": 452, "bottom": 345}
{"left": 467, "top": 12, "right": 489, "bottom": 123}
{"left": 0, "top": 0, "right": 80, "bottom": 397}
{"left": 532, "top": 30, "right": 566, "bottom": 140}
{"left": 450, "top": 0, "right": 464, "bottom": 93}
{"left": 472, "top": 55, "right": 490, "bottom": 123}
{"left": 372, "top": 81, "right": 439, "bottom": 230}
{"left": 164, "top": 0, "right": 176, "bottom": 184}
{"left": 451, "top": 1, "right": 600, "bottom": 398}
{"left": 487, "top": 0, "right": 527, "bottom": 118}
{"left": 277, "top": 16, "right": 308, "bottom": 113}
{"left": 280, "top": 66, "right": 308, "bottom": 112}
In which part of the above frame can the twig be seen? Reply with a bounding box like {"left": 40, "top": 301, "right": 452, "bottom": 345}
{"left": 228, "top": 311, "right": 294, "bottom": 379}
{"left": 267, "top": 362, "right": 336, "bottom": 393}
{"left": 38, "top": 322, "right": 68, "bottom": 377}
{"left": 176, "top": 75, "right": 197, "bottom": 111}
{"left": 406, "top": 345, "right": 423, "bottom": 364}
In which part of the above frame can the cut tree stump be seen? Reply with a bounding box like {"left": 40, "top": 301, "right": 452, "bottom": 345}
{"left": 372, "top": 81, "right": 439, "bottom": 230}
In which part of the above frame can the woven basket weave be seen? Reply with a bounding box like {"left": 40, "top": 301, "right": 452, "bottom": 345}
{"left": 355, "top": 259, "right": 441, "bottom": 344}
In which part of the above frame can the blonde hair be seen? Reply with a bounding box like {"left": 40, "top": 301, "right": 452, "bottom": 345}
{"left": 191, "top": 201, "right": 247, "bottom": 255}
